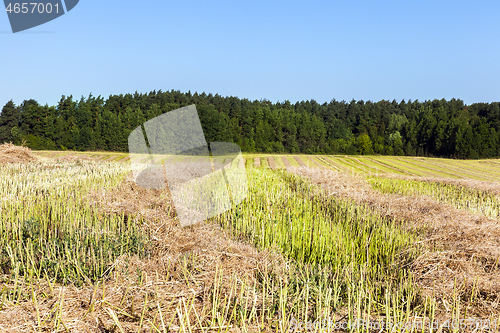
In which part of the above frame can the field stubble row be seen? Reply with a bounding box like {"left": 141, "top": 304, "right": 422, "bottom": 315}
{"left": 0, "top": 147, "right": 499, "bottom": 331}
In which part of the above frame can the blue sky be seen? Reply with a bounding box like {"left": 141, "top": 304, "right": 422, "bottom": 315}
{"left": 1, "top": 0, "right": 499, "bottom": 107}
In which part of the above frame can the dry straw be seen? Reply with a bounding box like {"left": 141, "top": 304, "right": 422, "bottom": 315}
{"left": 290, "top": 166, "right": 500, "bottom": 319}
{"left": 0, "top": 142, "right": 38, "bottom": 164}
{"left": 1, "top": 145, "right": 499, "bottom": 331}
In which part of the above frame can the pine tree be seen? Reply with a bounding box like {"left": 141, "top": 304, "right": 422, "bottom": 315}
{"left": 0, "top": 100, "right": 19, "bottom": 143}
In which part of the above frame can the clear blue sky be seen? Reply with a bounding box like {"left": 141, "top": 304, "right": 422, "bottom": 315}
{"left": 1, "top": 0, "right": 499, "bottom": 107}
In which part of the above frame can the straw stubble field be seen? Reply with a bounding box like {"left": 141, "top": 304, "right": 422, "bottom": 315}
{"left": 0, "top": 144, "right": 500, "bottom": 332}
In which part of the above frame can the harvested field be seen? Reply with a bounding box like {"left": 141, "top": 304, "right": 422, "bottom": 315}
{"left": 1, "top": 146, "right": 500, "bottom": 331}
{"left": 267, "top": 156, "right": 277, "bottom": 170}
{"left": 281, "top": 156, "right": 291, "bottom": 168}
{"left": 293, "top": 156, "right": 307, "bottom": 167}
{"left": 54, "top": 154, "right": 95, "bottom": 162}
{"left": 290, "top": 166, "right": 500, "bottom": 319}
{"left": 34, "top": 149, "right": 500, "bottom": 181}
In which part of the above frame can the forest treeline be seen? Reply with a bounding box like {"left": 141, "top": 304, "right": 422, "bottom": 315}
{"left": 0, "top": 90, "right": 499, "bottom": 158}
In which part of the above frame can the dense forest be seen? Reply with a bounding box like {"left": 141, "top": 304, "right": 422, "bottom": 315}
{"left": 0, "top": 90, "right": 499, "bottom": 158}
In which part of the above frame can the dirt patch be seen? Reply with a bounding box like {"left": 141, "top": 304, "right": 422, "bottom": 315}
{"left": 289, "top": 166, "right": 500, "bottom": 318}
{"left": 0, "top": 143, "right": 38, "bottom": 164}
